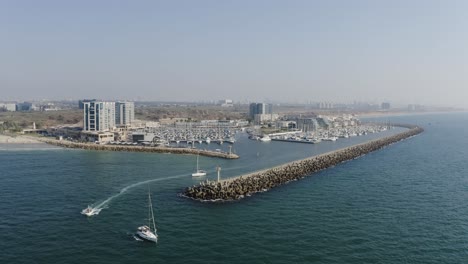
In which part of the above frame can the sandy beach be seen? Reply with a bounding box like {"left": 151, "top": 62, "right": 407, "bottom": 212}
{"left": 0, "top": 134, "right": 43, "bottom": 144}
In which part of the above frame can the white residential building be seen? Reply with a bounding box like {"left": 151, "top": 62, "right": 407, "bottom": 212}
{"left": 83, "top": 101, "right": 116, "bottom": 132}
{"left": 115, "top": 101, "right": 134, "bottom": 126}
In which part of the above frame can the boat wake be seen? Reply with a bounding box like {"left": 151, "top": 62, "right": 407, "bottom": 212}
{"left": 90, "top": 173, "right": 188, "bottom": 214}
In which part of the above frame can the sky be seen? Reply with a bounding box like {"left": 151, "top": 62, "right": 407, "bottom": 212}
{"left": 1, "top": 0, "right": 467, "bottom": 107}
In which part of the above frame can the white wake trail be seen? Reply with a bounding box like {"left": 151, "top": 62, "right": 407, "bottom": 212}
{"left": 92, "top": 173, "right": 187, "bottom": 211}
{"left": 89, "top": 165, "right": 249, "bottom": 213}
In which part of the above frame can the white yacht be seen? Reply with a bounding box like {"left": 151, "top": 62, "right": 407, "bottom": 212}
{"left": 136, "top": 189, "right": 158, "bottom": 243}
{"left": 192, "top": 153, "right": 207, "bottom": 177}
{"left": 259, "top": 135, "right": 271, "bottom": 142}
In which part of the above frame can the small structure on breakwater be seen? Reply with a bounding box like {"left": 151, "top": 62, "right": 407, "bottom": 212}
{"left": 183, "top": 124, "right": 423, "bottom": 201}
{"left": 36, "top": 138, "right": 239, "bottom": 159}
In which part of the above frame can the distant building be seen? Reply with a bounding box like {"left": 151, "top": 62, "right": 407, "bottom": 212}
{"left": 408, "top": 104, "right": 424, "bottom": 111}
{"left": 0, "top": 103, "right": 16, "bottom": 112}
{"left": 16, "top": 102, "right": 33, "bottom": 111}
{"left": 249, "top": 103, "right": 273, "bottom": 120}
{"left": 381, "top": 102, "right": 391, "bottom": 110}
{"left": 83, "top": 101, "right": 116, "bottom": 132}
{"left": 79, "top": 99, "right": 96, "bottom": 109}
{"left": 218, "top": 99, "right": 234, "bottom": 107}
{"left": 317, "top": 102, "right": 334, "bottom": 109}
{"left": 351, "top": 101, "right": 380, "bottom": 111}
{"left": 115, "top": 101, "right": 135, "bottom": 126}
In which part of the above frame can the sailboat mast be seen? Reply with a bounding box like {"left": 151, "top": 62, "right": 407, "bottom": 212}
{"left": 148, "top": 190, "right": 151, "bottom": 229}
{"left": 196, "top": 154, "right": 199, "bottom": 171}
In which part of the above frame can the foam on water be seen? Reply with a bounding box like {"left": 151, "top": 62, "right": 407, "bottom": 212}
{"left": 92, "top": 173, "right": 189, "bottom": 212}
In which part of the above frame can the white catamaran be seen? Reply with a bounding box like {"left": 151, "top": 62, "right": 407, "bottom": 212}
{"left": 136, "top": 189, "right": 158, "bottom": 243}
{"left": 191, "top": 153, "right": 207, "bottom": 177}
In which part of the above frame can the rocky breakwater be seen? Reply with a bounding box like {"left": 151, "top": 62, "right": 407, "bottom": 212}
{"left": 183, "top": 124, "right": 424, "bottom": 202}
{"left": 36, "top": 138, "right": 239, "bottom": 159}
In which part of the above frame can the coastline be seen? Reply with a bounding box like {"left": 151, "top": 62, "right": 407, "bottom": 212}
{"left": 0, "top": 134, "right": 44, "bottom": 144}
{"left": 0, "top": 134, "right": 238, "bottom": 159}
{"left": 34, "top": 137, "right": 239, "bottom": 159}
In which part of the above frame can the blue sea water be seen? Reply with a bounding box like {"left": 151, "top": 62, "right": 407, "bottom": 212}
{"left": 1, "top": 112, "right": 467, "bottom": 263}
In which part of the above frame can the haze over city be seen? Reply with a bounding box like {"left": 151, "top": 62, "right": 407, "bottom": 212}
{"left": 1, "top": 0, "right": 468, "bottom": 107}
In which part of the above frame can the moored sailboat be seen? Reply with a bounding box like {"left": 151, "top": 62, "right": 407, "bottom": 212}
{"left": 192, "top": 153, "right": 207, "bottom": 177}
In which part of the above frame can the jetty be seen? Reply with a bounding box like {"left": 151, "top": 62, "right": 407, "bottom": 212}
{"left": 35, "top": 137, "right": 239, "bottom": 159}
{"left": 183, "top": 124, "right": 424, "bottom": 201}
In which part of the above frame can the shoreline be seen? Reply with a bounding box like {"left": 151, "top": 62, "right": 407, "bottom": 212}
{"left": 183, "top": 123, "right": 423, "bottom": 202}
{"left": 0, "top": 134, "right": 44, "bottom": 144}
{"left": 34, "top": 137, "right": 239, "bottom": 159}
{"left": 0, "top": 134, "right": 238, "bottom": 159}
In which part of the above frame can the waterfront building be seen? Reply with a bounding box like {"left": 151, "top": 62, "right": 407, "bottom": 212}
{"left": 249, "top": 103, "right": 273, "bottom": 119}
{"left": 80, "top": 131, "right": 114, "bottom": 143}
{"left": 83, "top": 101, "right": 116, "bottom": 132}
{"left": 296, "top": 118, "right": 319, "bottom": 132}
{"left": 115, "top": 101, "right": 135, "bottom": 127}
{"left": 276, "top": 120, "right": 297, "bottom": 130}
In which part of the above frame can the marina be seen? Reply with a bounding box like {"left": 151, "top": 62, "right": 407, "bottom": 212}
{"left": 131, "top": 126, "right": 240, "bottom": 146}
{"left": 183, "top": 124, "right": 423, "bottom": 201}
{"left": 253, "top": 124, "right": 392, "bottom": 145}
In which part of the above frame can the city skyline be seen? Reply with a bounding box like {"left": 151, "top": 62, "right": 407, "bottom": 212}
{"left": 2, "top": 1, "right": 468, "bottom": 107}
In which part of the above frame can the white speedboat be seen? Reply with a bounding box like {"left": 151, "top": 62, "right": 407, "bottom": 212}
{"left": 136, "top": 190, "right": 158, "bottom": 243}
{"left": 259, "top": 135, "right": 271, "bottom": 142}
{"left": 81, "top": 205, "right": 101, "bottom": 217}
{"left": 192, "top": 154, "right": 207, "bottom": 177}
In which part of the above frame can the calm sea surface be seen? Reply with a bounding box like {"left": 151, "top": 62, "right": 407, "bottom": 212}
{"left": 1, "top": 113, "right": 467, "bottom": 263}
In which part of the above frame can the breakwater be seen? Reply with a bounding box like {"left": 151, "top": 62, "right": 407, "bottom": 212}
{"left": 183, "top": 124, "right": 424, "bottom": 201}
{"left": 35, "top": 138, "right": 239, "bottom": 159}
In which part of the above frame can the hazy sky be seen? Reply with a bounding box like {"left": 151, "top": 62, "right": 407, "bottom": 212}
{"left": 1, "top": 0, "right": 467, "bottom": 107}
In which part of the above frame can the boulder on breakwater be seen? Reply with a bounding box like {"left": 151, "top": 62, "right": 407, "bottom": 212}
{"left": 183, "top": 124, "right": 423, "bottom": 202}
{"left": 36, "top": 138, "right": 239, "bottom": 159}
